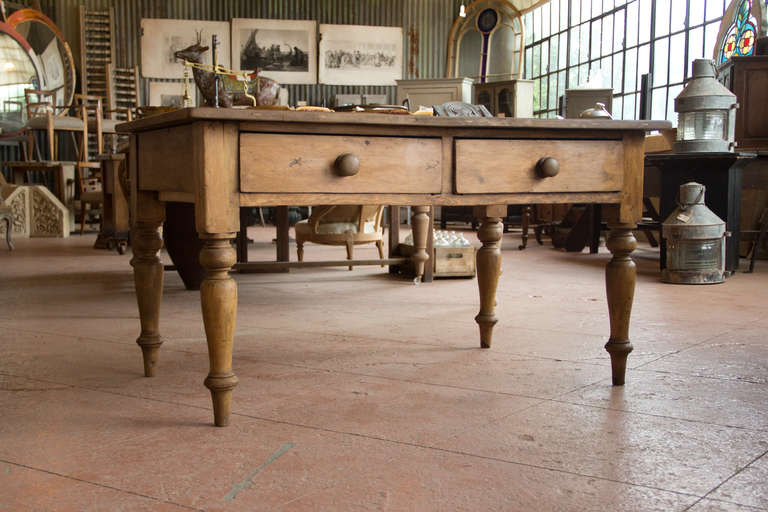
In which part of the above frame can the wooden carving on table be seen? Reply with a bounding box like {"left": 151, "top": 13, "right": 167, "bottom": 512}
{"left": 173, "top": 37, "right": 279, "bottom": 108}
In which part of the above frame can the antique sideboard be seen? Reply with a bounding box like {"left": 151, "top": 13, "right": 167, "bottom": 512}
{"left": 119, "top": 108, "right": 670, "bottom": 427}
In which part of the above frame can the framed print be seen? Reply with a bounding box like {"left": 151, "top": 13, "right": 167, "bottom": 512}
{"left": 148, "top": 81, "right": 195, "bottom": 108}
{"left": 141, "top": 18, "right": 230, "bottom": 79}
{"left": 318, "top": 24, "right": 402, "bottom": 86}
{"left": 231, "top": 18, "right": 316, "bottom": 84}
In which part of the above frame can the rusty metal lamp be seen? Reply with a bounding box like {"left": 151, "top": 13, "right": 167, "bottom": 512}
{"left": 674, "top": 59, "right": 739, "bottom": 153}
{"left": 662, "top": 182, "right": 728, "bottom": 284}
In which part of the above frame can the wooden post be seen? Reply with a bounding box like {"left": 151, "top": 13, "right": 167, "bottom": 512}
{"left": 474, "top": 205, "right": 505, "bottom": 348}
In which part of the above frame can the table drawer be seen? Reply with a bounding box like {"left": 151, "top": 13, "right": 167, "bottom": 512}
{"left": 240, "top": 133, "right": 442, "bottom": 193}
{"left": 455, "top": 139, "right": 624, "bottom": 194}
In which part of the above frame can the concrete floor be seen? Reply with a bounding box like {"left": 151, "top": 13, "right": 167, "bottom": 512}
{"left": 1, "top": 225, "right": 767, "bottom": 511}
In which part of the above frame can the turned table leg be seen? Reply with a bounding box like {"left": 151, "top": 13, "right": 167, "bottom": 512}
{"left": 604, "top": 225, "right": 637, "bottom": 385}
{"left": 410, "top": 206, "right": 430, "bottom": 282}
{"left": 130, "top": 193, "right": 165, "bottom": 377}
{"left": 474, "top": 206, "right": 505, "bottom": 348}
{"left": 200, "top": 236, "right": 239, "bottom": 427}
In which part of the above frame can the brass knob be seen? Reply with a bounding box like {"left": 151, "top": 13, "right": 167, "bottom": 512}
{"left": 536, "top": 157, "right": 559, "bottom": 178}
{"left": 334, "top": 153, "right": 359, "bottom": 176}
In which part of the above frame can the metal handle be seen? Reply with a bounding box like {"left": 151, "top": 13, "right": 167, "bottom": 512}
{"left": 334, "top": 153, "right": 359, "bottom": 176}
{"left": 536, "top": 157, "right": 559, "bottom": 178}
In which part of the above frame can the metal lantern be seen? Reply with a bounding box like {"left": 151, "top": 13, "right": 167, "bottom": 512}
{"left": 674, "top": 59, "right": 739, "bottom": 153}
{"left": 662, "top": 182, "right": 728, "bottom": 284}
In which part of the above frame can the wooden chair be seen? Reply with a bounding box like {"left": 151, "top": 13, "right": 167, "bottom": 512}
{"left": 24, "top": 89, "right": 87, "bottom": 162}
{"left": 295, "top": 205, "right": 385, "bottom": 270}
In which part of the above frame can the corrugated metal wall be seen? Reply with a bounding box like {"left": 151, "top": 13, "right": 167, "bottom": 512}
{"left": 36, "top": 0, "right": 463, "bottom": 107}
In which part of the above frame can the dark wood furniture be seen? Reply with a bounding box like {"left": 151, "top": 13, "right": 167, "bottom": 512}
{"left": 645, "top": 152, "right": 756, "bottom": 274}
{"left": 717, "top": 56, "right": 768, "bottom": 152}
{"left": 120, "top": 108, "right": 669, "bottom": 427}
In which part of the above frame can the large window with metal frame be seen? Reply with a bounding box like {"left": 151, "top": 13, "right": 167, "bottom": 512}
{"left": 523, "top": 0, "right": 731, "bottom": 121}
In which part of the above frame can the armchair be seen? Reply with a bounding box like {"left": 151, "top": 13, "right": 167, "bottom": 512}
{"left": 295, "top": 205, "right": 385, "bottom": 270}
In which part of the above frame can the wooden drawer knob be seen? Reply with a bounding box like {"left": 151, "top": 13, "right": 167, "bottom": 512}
{"left": 334, "top": 153, "right": 360, "bottom": 176}
{"left": 536, "top": 157, "right": 560, "bottom": 178}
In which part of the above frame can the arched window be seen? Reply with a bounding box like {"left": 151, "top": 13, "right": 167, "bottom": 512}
{"left": 715, "top": 0, "right": 766, "bottom": 63}
{"left": 446, "top": 0, "right": 550, "bottom": 83}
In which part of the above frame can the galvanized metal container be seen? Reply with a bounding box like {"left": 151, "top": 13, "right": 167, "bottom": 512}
{"left": 662, "top": 182, "right": 728, "bottom": 284}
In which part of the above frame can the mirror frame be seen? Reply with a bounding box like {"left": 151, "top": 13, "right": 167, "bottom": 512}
{"left": 7, "top": 8, "right": 76, "bottom": 110}
{"left": 0, "top": 19, "right": 42, "bottom": 137}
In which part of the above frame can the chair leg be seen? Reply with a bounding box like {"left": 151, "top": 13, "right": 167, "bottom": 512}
{"left": 80, "top": 201, "right": 86, "bottom": 235}
{"left": 345, "top": 240, "right": 354, "bottom": 270}
{"left": 3, "top": 217, "right": 13, "bottom": 250}
{"left": 376, "top": 239, "right": 384, "bottom": 267}
{"left": 296, "top": 238, "right": 304, "bottom": 261}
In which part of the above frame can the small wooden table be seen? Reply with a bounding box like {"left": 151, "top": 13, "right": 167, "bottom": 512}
{"left": 120, "top": 108, "right": 670, "bottom": 427}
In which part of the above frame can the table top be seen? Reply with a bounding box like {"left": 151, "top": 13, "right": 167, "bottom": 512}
{"left": 118, "top": 107, "right": 672, "bottom": 134}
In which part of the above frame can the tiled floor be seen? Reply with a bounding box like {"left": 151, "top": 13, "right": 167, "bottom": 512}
{"left": 1, "top": 226, "right": 766, "bottom": 511}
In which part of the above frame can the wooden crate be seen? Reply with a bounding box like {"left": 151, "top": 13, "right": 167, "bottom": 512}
{"left": 397, "top": 243, "right": 476, "bottom": 278}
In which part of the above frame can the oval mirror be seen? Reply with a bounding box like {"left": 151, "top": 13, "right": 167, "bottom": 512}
{"left": 0, "top": 20, "right": 42, "bottom": 136}
{"left": 7, "top": 9, "right": 76, "bottom": 112}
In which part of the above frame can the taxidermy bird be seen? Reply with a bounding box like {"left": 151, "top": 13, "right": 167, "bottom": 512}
{"left": 173, "top": 40, "right": 280, "bottom": 108}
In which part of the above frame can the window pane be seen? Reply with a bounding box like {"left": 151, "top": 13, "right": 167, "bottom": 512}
{"left": 604, "top": 0, "right": 616, "bottom": 11}
{"left": 558, "top": 70, "right": 567, "bottom": 98}
{"left": 550, "top": 34, "right": 559, "bottom": 71}
{"left": 542, "top": 3, "right": 551, "bottom": 38}
{"left": 653, "top": 37, "right": 669, "bottom": 86}
{"left": 670, "top": 0, "right": 686, "bottom": 33}
{"left": 624, "top": 47, "right": 638, "bottom": 92}
{"left": 534, "top": 7, "right": 542, "bottom": 39}
{"left": 549, "top": 74, "right": 558, "bottom": 109}
{"left": 602, "top": 14, "right": 613, "bottom": 57}
{"left": 688, "top": 25, "right": 704, "bottom": 67}
{"left": 550, "top": 0, "right": 559, "bottom": 35}
{"left": 532, "top": 44, "right": 541, "bottom": 77}
{"left": 578, "top": 63, "right": 589, "bottom": 85}
{"left": 580, "top": 23, "right": 590, "bottom": 63}
{"left": 592, "top": 0, "right": 603, "bottom": 19}
{"left": 541, "top": 42, "right": 550, "bottom": 74}
{"left": 613, "top": 52, "right": 623, "bottom": 91}
{"left": 612, "top": 96, "right": 623, "bottom": 119}
{"left": 572, "top": 0, "right": 581, "bottom": 26}
{"left": 569, "top": 26, "right": 581, "bottom": 66}
{"left": 525, "top": 47, "right": 533, "bottom": 79}
{"left": 639, "top": 0, "right": 652, "bottom": 43}
{"left": 614, "top": 9, "right": 625, "bottom": 53}
{"left": 667, "top": 84, "right": 683, "bottom": 122}
{"left": 651, "top": 86, "right": 668, "bottom": 120}
{"left": 592, "top": 19, "right": 602, "bottom": 60}
{"left": 623, "top": 93, "right": 637, "bottom": 119}
{"left": 689, "top": 0, "right": 705, "bottom": 27}
{"left": 560, "top": 0, "right": 569, "bottom": 32}
{"left": 559, "top": 32, "right": 568, "bottom": 69}
{"left": 568, "top": 66, "right": 579, "bottom": 88}
{"left": 541, "top": 77, "right": 549, "bottom": 111}
{"left": 655, "top": 0, "right": 671, "bottom": 38}
{"left": 668, "top": 32, "right": 686, "bottom": 84}
{"left": 704, "top": 21, "right": 721, "bottom": 60}
{"left": 686, "top": 27, "right": 704, "bottom": 76}
{"left": 706, "top": 0, "right": 725, "bottom": 21}
{"left": 582, "top": 0, "right": 591, "bottom": 23}
{"left": 524, "top": 13, "right": 533, "bottom": 46}
{"left": 638, "top": 43, "right": 651, "bottom": 77}
{"left": 600, "top": 56, "right": 612, "bottom": 86}
{"left": 626, "top": 0, "right": 639, "bottom": 47}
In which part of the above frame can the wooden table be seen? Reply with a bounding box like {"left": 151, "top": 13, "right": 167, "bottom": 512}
{"left": 119, "top": 108, "right": 670, "bottom": 427}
